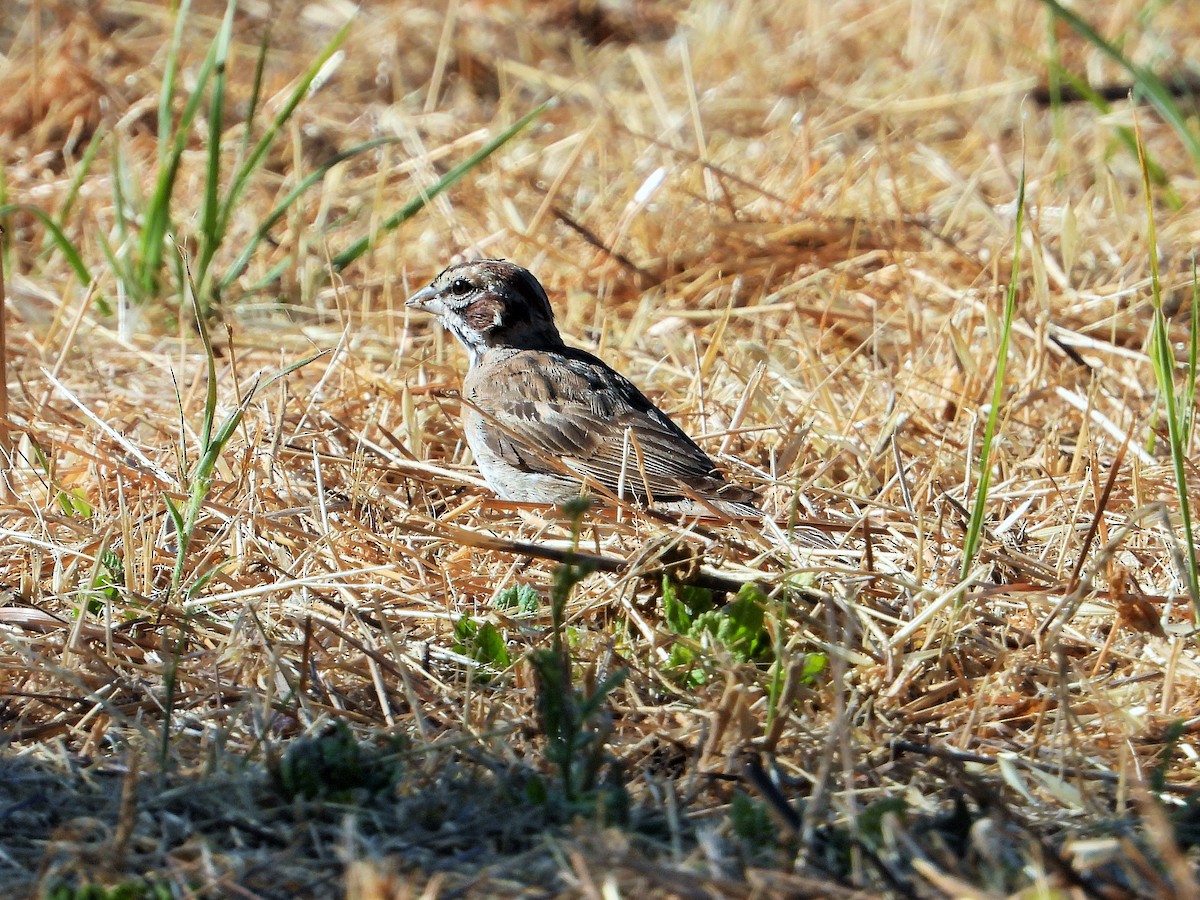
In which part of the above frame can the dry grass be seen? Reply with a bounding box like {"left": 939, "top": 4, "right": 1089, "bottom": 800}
{"left": 2, "top": 0, "right": 1200, "bottom": 896}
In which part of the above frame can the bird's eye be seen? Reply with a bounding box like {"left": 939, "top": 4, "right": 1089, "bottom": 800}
{"left": 449, "top": 278, "right": 473, "bottom": 296}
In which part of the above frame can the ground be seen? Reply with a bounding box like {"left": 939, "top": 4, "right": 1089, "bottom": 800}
{"left": 1, "top": 0, "right": 1199, "bottom": 897}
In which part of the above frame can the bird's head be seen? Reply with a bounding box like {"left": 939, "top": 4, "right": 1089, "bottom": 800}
{"left": 406, "top": 259, "right": 564, "bottom": 366}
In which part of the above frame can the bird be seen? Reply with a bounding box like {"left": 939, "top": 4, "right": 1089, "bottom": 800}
{"left": 405, "top": 259, "right": 766, "bottom": 519}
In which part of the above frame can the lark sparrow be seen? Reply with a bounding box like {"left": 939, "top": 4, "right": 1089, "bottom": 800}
{"left": 406, "top": 260, "right": 763, "bottom": 518}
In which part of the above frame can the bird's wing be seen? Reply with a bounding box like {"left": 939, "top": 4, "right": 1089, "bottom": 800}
{"left": 465, "top": 348, "right": 753, "bottom": 504}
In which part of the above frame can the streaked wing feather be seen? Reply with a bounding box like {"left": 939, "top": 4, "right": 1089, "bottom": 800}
{"left": 467, "top": 348, "right": 733, "bottom": 501}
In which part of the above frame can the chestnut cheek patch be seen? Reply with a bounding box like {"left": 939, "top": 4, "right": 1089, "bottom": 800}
{"left": 462, "top": 297, "right": 503, "bottom": 332}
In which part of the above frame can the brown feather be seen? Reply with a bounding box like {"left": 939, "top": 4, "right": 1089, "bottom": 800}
{"left": 408, "top": 259, "right": 761, "bottom": 516}
{"left": 463, "top": 346, "right": 757, "bottom": 507}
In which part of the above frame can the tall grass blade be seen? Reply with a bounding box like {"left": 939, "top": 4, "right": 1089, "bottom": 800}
{"left": 109, "top": 134, "right": 131, "bottom": 251}
{"left": 218, "top": 137, "right": 402, "bottom": 291}
{"left": 194, "top": 1, "right": 238, "bottom": 294}
{"left": 170, "top": 260, "right": 324, "bottom": 591}
{"left": 1135, "top": 121, "right": 1200, "bottom": 607}
{"left": 1044, "top": 57, "right": 1175, "bottom": 199}
{"left": 1040, "top": 0, "right": 1200, "bottom": 170}
{"left": 189, "top": 14, "right": 353, "bottom": 306}
{"left": 158, "top": 0, "right": 191, "bottom": 171}
{"left": 961, "top": 165, "right": 1025, "bottom": 579}
{"left": 1187, "top": 262, "right": 1198, "bottom": 444}
{"left": 42, "top": 124, "right": 108, "bottom": 261}
{"left": 139, "top": 5, "right": 224, "bottom": 300}
{"left": 0, "top": 205, "right": 91, "bottom": 285}
{"left": 331, "top": 102, "right": 549, "bottom": 271}
{"left": 239, "top": 22, "right": 272, "bottom": 166}
{"left": 212, "top": 19, "right": 354, "bottom": 262}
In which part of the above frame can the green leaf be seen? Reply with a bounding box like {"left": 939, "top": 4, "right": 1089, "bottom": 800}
{"left": 662, "top": 575, "right": 689, "bottom": 633}
{"left": 494, "top": 583, "right": 541, "bottom": 614}
{"left": 736, "top": 580, "right": 769, "bottom": 605}
{"left": 56, "top": 487, "right": 93, "bottom": 519}
{"left": 474, "top": 622, "right": 511, "bottom": 669}
{"left": 662, "top": 574, "right": 716, "bottom": 633}
{"left": 798, "top": 652, "right": 827, "bottom": 685}
{"left": 667, "top": 643, "right": 700, "bottom": 679}
{"left": 453, "top": 618, "right": 511, "bottom": 673}
{"left": 693, "top": 595, "right": 769, "bottom": 663}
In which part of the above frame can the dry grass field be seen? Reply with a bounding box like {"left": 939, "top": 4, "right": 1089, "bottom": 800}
{"left": 2, "top": 0, "right": 1200, "bottom": 896}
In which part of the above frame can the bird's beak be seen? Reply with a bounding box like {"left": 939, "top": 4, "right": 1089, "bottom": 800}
{"left": 405, "top": 285, "right": 445, "bottom": 315}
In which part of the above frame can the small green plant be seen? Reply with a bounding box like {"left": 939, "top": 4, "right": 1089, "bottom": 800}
{"left": 56, "top": 486, "right": 93, "bottom": 519}
{"left": 270, "top": 721, "right": 401, "bottom": 801}
{"left": 78, "top": 545, "right": 123, "bottom": 617}
{"left": 96, "top": 0, "right": 358, "bottom": 310}
{"left": 453, "top": 617, "right": 512, "bottom": 678}
{"left": 46, "top": 882, "right": 173, "bottom": 900}
{"left": 527, "top": 497, "right": 628, "bottom": 817}
{"left": 158, "top": 275, "right": 318, "bottom": 770}
{"left": 730, "top": 789, "right": 778, "bottom": 858}
{"left": 664, "top": 577, "right": 772, "bottom": 685}
{"left": 167, "top": 276, "right": 319, "bottom": 597}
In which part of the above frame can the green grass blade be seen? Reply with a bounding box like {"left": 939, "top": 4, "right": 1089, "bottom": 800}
{"left": 139, "top": 15, "right": 222, "bottom": 299}
{"left": 245, "top": 257, "right": 292, "bottom": 294}
{"left": 165, "top": 491, "right": 188, "bottom": 600}
{"left": 961, "top": 164, "right": 1025, "bottom": 579}
{"left": 0, "top": 204, "right": 92, "bottom": 285}
{"left": 1136, "top": 123, "right": 1200, "bottom": 605}
{"left": 89, "top": 230, "right": 121, "bottom": 315}
{"left": 1045, "top": 12, "right": 1063, "bottom": 137}
{"left": 194, "top": 0, "right": 238, "bottom": 300}
{"left": 217, "top": 137, "right": 402, "bottom": 292}
{"left": 240, "top": 22, "right": 272, "bottom": 164}
{"left": 331, "top": 102, "right": 549, "bottom": 271}
{"left": 1044, "top": 57, "right": 1175, "bottom": 198}
{"left": 1187, "top": 262, "right": 1198, "bottom": 444}
{"left": 42, "top": 124, "right": 108, "bottom": 260}
{"left": 205, "top": 351, "right": 325, "bottom": 479}
{"left": 213, "top": 16, "right": 355, "bottom": 257}
{"left": 170, "top": 260, "right": 220, "bottom": 594}
{"left": 158, "top": 0, "right": 191, "bottom": 170}
{"left": 109, "top": 134, "right": 132, "bottom": 252}
{"left": 1040, "top": 0, "right": 1200, "bottom": 170}
{"left": 191, "top": 280, "right": 220, "bottom": 456}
